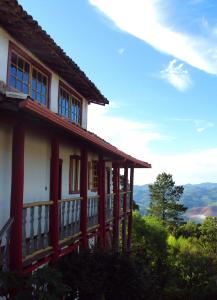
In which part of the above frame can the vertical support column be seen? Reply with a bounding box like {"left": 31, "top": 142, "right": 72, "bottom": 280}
{"left": 50, "top": 136, "right": 60, "bottom": 262}
{"left": 122, "top": 167, "right": 128, "bottom": 252}
{"left": 112, "top": 164, "right": 120, "bottom": 252}
{"left": 98, "top": 155, "right": 106, "bottom": 249}
{"left": 10, "top": 121, "right": 25, "bottom": 271}
{"left": 127, "top": 167, "right": 134, "bottom": 252}
{"left": 80, "top": 149, "right": 88, "bottom": 249}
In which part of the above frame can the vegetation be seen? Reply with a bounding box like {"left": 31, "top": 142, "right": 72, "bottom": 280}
{"left": 1, "top": 174, "right": 217, "bottom": 299}
{"left": 148, "top": 173, "right": 186, "bottom": 229}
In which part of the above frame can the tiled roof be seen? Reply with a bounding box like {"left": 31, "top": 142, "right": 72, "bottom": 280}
{"left": 19, "top": 98, "right": 151, "bottom": 168}
{"left": 0, "top": 0, "right": 109, "bottom": 105}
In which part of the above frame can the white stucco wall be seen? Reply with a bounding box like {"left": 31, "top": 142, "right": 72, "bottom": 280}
{"left": 0, "top": 26, "right": 89, "bottom": 128}
{"left": 0, "top": 27, "right": 9, "bottom": 83}
{"left": 24, "top": 129, "right": 51, "bottom": 203}
{"left": 82, "top": 100, "right": 88, "bottom": 129}
{"left": 0, "top": 122, "right": 12, "bottom": 229}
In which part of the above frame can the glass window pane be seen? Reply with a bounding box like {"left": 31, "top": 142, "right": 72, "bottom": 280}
{"left": 9, "top": 76, "right": 16, "bottom": 88}
{"left": 23, "top": 84, "right": 28, "bottom": 94}
{"left": 16, "top": 81, "right": 22, "bottom": 91}
{"left": 10, "top": 65, "right": 16, "bottom": 76}
{"left": 17, "top": 69, "right": 23, "bottom": 81}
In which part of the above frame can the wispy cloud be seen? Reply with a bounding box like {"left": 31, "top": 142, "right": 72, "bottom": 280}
{"left": 160, "top": 59, "right": 191, "bottom": 91}
{"left": 88, "top": 105, "right": 217, "bottom": 185}
{"left": 118, "top": 48, "right": 125, "bottom": 54}
{"left": 172, "top": 118, "right": 214, "bottom": 133}
{"left": 89, "top": 0, "right": 217, "bottom": 75}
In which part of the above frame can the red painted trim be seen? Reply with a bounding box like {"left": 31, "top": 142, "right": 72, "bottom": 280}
{"left": 127, "top": 167, "right": 134, "bottom": 252}
{"left": 9, "top": 121, "right": 25, "bottom": 271}
{"left": 59, "top": 241, "right": 80, "bottom": 258}
{"left": 112, "top": 165, "right": 120, "bottom": 252}
{"left": 122, "top": 167, "right": 128, "bottom": 252}
{"left": 80, "top": 149, "right": 88, "bottom": 249}
{"left": 23, "top": 256, "right": 51, "bottom": 274}
{"left": 19, "top": 99, "right": 151, "bottom": 168}
{"left": 98, "top": 156, "right": 106, "bottom": 249}
{"left": 50, "top": 137, "right": 60, "bottom": 262}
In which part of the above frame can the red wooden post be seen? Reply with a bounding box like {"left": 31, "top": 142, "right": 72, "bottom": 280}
{"left": 50, "top": 136, "right": 60, "bottom": 262}
{"left": 127, "top": 167, "right": 134, "bottom": 252}
{"left": 122, "top": 167, "right": 128, "bottom": 252}
{"left": 10, "top": 121, "right": 25, "bottom": 271}
{"left": 98, "top": 155, "right": 106, "bottom": 249}
{"left": 80, "top": 149, "right": 88, "bottom": 249}
{"left": 113, "top": 164, "right": 120, "bottom": 252}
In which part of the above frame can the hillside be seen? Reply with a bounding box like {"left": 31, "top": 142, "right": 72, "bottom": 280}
{"left": 134, "top": 183, "right": 217, "bottom": 218}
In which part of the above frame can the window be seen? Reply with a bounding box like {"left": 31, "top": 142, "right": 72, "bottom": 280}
{"left": 9, "top": 52, "right": 30, "bottom": 94}
{"left": 59, "top": 86, "right": 82, "bottom": 126}
{"left": 69, "top": 155, "right": 80, "bottom": 193}
{"left": 31, "top": 68, "right": 48, "bottom": 105}
{"left": 59, "top": 88, "right": 69, "bottom": 118}
{"left": 92, "top": 161, "right": 98, "bottom": 190}
{"left": 8, "top": 44, "right": 49, "bottom": 106}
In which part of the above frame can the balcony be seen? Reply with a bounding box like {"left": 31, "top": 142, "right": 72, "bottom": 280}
{"left": 15, "top": 191, "right": 132, "bottom": 271}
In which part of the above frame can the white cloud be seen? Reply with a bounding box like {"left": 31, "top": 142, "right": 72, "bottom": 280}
{"left": 172, "top": 118, "right": 214, "bottom": 133}
{"left": 160, "top": 59, "right": 191, "bottom": 91}
{"left": 88, "top": 105, "right": 217, "bottom": 185}
{"left": 89, "top": 0, "right": 217, "bottom": 75}
{"left": 118, "top": 48, "right": 125, "bottom": 54}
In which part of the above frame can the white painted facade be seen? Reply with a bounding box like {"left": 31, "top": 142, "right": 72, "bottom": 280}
{"left": 0, "top": 26, "right": 88, "bottom": 129}
{"left": 0, "top": 27, "right": 114, "bottom": 230}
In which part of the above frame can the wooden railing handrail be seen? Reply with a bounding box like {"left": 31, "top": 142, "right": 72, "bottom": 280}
{"left": 23, "top": 201, "right": 53, "bottom": 208}
{"left": 59, "top": 197, "right": 83, "bottom": 203}
{"left": 87, "top": 195, "right": 100, "bottom": 199}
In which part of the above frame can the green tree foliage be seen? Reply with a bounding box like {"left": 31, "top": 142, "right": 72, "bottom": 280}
{"left": 200, "top": 216, "right": 217, "bottom": 254}
{"left": 148, "top": 172, "right": 186, "bottom": 229}
{"left": 176, "top": 220, "right": 201, "bottom": 238}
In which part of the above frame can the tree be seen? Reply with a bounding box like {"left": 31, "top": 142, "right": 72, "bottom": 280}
{"left": 200, "top": 217, "right": 217, "bottom": 255}
{"left": 148, "top": 173, "right": 186, "bottom": 229}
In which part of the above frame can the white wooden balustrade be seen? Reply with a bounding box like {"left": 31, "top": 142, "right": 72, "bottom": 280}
{"left": 106, "top": 193, "right": 114, "bottom": 221}
{"left": 87, "top": 195, "right": 99, "bottom": 228}
{"left": 22, "top": 201, "right": 52, "bottom": 259}
{"left": 59, "top": 197, "right": 82, "bottom": 241}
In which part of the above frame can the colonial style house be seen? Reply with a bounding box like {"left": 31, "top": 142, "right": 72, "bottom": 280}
{"left": 0, "top": 0, "right": 151, "bottom": 273}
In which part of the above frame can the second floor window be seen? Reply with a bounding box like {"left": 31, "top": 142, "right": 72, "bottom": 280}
{"left": 59, "top": 87, "right": 81, "bottom": 125}
{"left": 8, "top": 47, "right": 49, "bottom": 106}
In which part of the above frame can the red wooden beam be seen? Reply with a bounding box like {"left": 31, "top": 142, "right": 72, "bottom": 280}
{"left": 80, "top": 149, "right": 88, "bottom": 249}
{"left": 50, "top": 137, "right": 60, "bottom": 262}
{"left": 122, "top": 167, "right": 128, "bottom": 252}
{"left": 9, "top": 121, "right": 25, "bottom": 271}
{"left": 112, "top": 165, "right": 120, "bottom": 252}
{"left": 127, "top": 167, "right": 134, "bottom": 252}
{"left": 98, "top": 155, "right": 106, "bottom": 249}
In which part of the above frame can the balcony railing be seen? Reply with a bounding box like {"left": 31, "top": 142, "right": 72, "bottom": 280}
{"left": 106, "top": 193, "right": 114, "bottom": 221}
{"left": 87, "top": 195, "right": 99, "bottom": 228}
{"left": 59, "top": 197, "right": 82, "bottom": 241}
{"left": 21, "top": 191, "right": 131, "bottom": 266}
{"left": 22, "top": 201, "right": 52, "bottom": 260}
{"left": 0, "top": 218, "right": 13, "bottom": 271}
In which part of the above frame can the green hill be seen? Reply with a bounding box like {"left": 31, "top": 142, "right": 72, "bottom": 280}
{"left": 134, "top": 182, "right": 217, "bottom": 216}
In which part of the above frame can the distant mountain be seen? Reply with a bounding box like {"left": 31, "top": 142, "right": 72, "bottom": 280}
{"left": 133, "top": 183, "right": 217, "bottom": 219}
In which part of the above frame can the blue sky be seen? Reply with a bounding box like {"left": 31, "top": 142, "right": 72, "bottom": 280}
{"left": 18, "top": 0, "right": 217, "bottom": 184}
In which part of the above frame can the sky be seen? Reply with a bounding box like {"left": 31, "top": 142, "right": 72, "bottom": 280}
{"left": 18, "top": 0, "right": 217, "bottom": 185}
